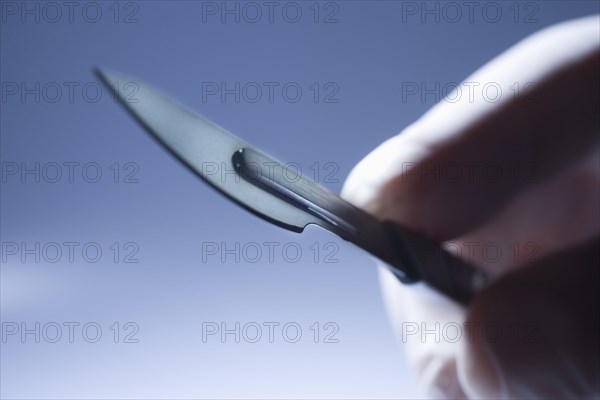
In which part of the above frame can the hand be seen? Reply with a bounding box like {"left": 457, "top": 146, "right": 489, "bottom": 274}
{"left": 342, "top": 15, "right": 599, "bottom": 399}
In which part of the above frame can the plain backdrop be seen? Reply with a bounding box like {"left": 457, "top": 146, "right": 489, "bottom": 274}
{"left": 1, "top": 1, "right": 598, "bottom": 398}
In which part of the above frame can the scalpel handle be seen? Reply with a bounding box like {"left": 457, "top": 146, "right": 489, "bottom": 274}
{"left": 382, "top": 221, "right": 491, "bottom": 305}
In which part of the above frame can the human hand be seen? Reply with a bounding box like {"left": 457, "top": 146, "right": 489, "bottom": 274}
{"left": 342, "top": 15, "right": 599, "bottom": 399}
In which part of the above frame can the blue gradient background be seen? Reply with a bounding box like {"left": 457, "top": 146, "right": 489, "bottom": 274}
{"left": 1, "top": 1, "right": 598, "bottom": 398}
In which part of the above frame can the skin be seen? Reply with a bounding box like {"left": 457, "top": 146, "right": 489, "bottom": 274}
{"left": 341, "top": 15, "right": 599, "bottom": 399}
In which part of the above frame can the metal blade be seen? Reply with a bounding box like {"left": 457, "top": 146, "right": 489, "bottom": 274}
{"left": 96, "top": 68, "right": 320, "bottom": 232}
{"left": 96, "top": 69, "right": 412, "bottom": 281}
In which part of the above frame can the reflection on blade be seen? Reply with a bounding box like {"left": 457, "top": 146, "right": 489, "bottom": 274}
{"left": 96, "top": 68, "right": 321, "bottom": 232}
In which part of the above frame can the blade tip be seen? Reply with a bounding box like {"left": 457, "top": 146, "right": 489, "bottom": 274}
{"left": 93, "top": 67, "right": 112, "bottom": 85}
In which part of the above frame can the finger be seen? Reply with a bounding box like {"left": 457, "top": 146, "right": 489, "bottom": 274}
{"left": 444, "top": 149, "right": 599, "bottom": 275}
{"left": 459, "top": 238, "right": 600, "bottom": 399}
{"left": 342, "top": 16, "right": 599, "bottom": 241}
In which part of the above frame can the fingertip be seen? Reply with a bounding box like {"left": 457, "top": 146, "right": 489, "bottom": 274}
{"left": 341, "top": 131, "right": 433, "bottom": 225}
